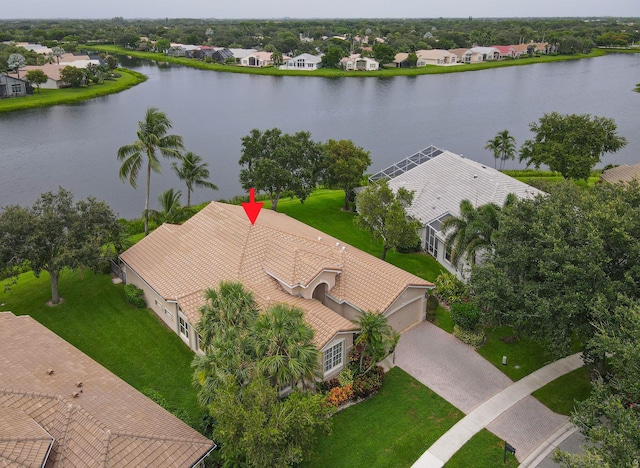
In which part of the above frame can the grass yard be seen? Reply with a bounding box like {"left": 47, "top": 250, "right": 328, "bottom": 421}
{"left": 306, "top": 367, "right": 463, "bottom": 468}
{"left": 445, "top": 429, "right": 518, "bottom": 467}
{"left": 532, "top": 367, "right": 592, "bottom": 415}
{"left": 0, "top": 68, "right": 146, "bottom": 113}
{"left": 273, "top": 189, "right": 445, "bottom": 283}
{"left": 0, "top": 270, "right": 203, "bottom": 427}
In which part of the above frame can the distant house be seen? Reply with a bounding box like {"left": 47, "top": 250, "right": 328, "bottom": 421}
{"left": 0, "top": 312, "right": 215, "bottom": 467}
{"left": 510, "top": 43, "right": 530, "bottom": 57}
{"left": 601, "top": 163, "right": 640, "bottom": 184}
{"left": 280, "top": 53, "right": 323, "bottom": 70}
{"left": 416, "top": 49, "right": 458, "bottom": 66}
{"left": 375, "top": 146, "right": 542, "bottom": 279}
{"left": 211, "top": 48, "right": 234, "bottom": 62}
{"left": 393, "top": 52, "right": 410, "bottom": 68}
{"left": 240, "top": 51, "right": 276, "bottom": 67}
{"left": 166, "top": 45, "right": 187, "bottom": 57}
{"left": 0, "top": 74, "right": 30, "bottom": 98}
{"left": 340, "top": 54, "right": 379, "bottom": 71}
{"left": 469, "top": 46, "right": 501, "bottom": 61}
{"left": 228, "top": 48, "right": 258, "bottom": 61}
{"left": 492, "top": 45, "right": 517, "bottom": 59}
{"left": 119, "top": 202, "right": 433, "bottom": 380}
{"left": 449, "top": 48, "right": 483, "bottom": 63}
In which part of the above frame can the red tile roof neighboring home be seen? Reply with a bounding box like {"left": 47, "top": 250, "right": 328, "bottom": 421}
{"left": 120, "top": 202, "right": 433, "bottom": 350}
{"left": 600, "top": 163, "right": 640, "bottom": 183}
{"left": 492, "top": 45, "right": 516, "bottom": 57}
{"left": 0, "top": 312, "right": 215, "bottom": 467}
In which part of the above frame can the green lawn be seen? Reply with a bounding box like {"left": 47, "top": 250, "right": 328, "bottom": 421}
{"left": 306, "top": 367, "right": 463, "bottom": 467}
{"left": 532, "top": 367, "right": 592, "bottom": 415}
{"left": 445, "top": 429, "right": 518, "bottom": 467}
{"left": 0, "top": 270, "right": 203, "bottom": 427}
{"left": 273, "top": 189, "right": 445, "bottom": 283}
{"left": 0, "top": 68, "right": 146, "bottom": 113}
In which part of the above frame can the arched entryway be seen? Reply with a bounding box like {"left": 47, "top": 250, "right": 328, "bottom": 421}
{"left": 312, "top": 283, "right": 327, "bottom": 305}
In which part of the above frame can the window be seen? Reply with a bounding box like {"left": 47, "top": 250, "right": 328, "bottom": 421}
{"left": 179, "top": 316, "right": 189, "bottom": 339}
{"left": 323, "top": 341, "right": 344, "bottom": 374}
{"left": 11, "top": 83, "right": 22, "bottom": 94}
{"left": 426, "top": 225, "right": 438, "bottom": 259}
{"left": 196, "top": 333, "right": 205, "bottom": 352}
{"left": 444, "top": 244, "right": 452, "bottom": 263}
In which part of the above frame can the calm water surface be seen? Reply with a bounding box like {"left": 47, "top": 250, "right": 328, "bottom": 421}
{"left": 1, "top": 53, "right": 639, "bottom": 218}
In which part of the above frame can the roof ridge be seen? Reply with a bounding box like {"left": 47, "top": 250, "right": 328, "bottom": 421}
{"left": 107, "top": 430, "right": 212, "bottom": 444}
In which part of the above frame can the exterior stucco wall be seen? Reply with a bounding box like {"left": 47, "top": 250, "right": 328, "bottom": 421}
{"left": 384, "top": 286, "right": 428, "bottom": 332}
{"left": 321, "top": 333, "right": 355, "bottom": 380}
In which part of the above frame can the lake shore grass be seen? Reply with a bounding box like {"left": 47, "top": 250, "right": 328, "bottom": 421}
{"left": 0, "top": 68, "right": 146, "bottom": 113}
{"left": 87, "top": 45, "right": 610, "bottom": 78}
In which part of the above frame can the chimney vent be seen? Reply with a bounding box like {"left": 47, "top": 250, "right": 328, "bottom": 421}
{"left": 46, "top": 369, "right": 54, "bottom": 375}
{"left": 76, "top": 381, "right": 83, "bottom": 388}
{"left": 72, "top": 392, "right": 80, "bottom": 398}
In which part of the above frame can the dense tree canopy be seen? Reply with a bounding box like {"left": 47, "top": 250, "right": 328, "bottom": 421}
{"left": 519, "top": 112, "right": 627, "bottom": 180}
{"left": 24, "top": 69, "right": 48, "bottom": 92}
{"left": 322, "top": 139, "right": 371, "bottom": 210}
{"left": 0, "top": 187, "right": 120, "bottom": 304}
{"left": 239, "top": 128, "right": 323, "bottom": 211}
{"left": 355, "top": 179, "right": 421, "bottom": 260}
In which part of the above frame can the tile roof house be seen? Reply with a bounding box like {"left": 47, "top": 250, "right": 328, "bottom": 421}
{"left": 416, "top": 49, "right": 458, "bottom": 66}
{"left": 280, "top": 53, "right": 323, "bottom": 70}
{"left": 448, "top": 48, "right": 483, "bottom": 63}
{"left": 600, "top": 162, "right": 640, "bottom": 184}
{"left": 383, "top": 147, "right": 543, "bottom": 279}
{"left": 340, "top": 54, "right": 380, "bottom": 71}
{"left": 0, "top": 312, "right": 215, "bottom": 467}
{"left": 469, "top": 46, "right": 501, "bottom": 61}
{"left": 119, "top": 202, "right": 433, "bottom": 380}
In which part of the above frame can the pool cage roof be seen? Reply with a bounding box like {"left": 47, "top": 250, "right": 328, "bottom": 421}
{"left": 369, "top": 145, "right": 445, "bottom": 182}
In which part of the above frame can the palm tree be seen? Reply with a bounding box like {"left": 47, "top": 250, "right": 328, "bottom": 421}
{"left": 193, "top": 281, "right": 260, "bottom": 406}
{"left": 171, "top": 152, "right": 218, "bottom": 207}
{"left": 117, "top": 108, "right": 184, "bottom": 236}
{"left": 485, "top": 130, "right": 516, "bottom": 170}
{"left": 354, "top": 311, "right": 399, "bottom": 374}
{"left": 253, "top": 304, "right": 320, "bottom": 390}
{"left": 143, "top": 188, "right": 193, "bottom": 226}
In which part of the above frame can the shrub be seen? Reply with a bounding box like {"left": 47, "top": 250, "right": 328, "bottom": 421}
{"left": 124, "top": 284, "right": 146, "bottom": 308}
{"left": 450, "top": 302, "right": 481, "bottom": 330}
{"left": 425, "top": 295, "right": 439, "bottom": 322}
{"left": 326, "top": 385, "right": 354, "bottom": 407}
{"left": 434, "top": 272, "right": 469, "bottom": 305}
{"left": 337, "top": 368, "right": 354, "bottom": 387}
{"left": 453, "top": 325, "right": 486, "bottom": 347}
{"left": 352, "top": 365, "right": 385, "bottom": 399}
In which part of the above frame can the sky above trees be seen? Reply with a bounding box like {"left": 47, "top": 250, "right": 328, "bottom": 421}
{"left": 3, "top": 0, "right": 638, "bottom": 20}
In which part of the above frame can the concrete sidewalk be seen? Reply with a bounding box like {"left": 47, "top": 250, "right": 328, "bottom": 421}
{"left": 411, "top": 353, "right": 583, "bottom": 467}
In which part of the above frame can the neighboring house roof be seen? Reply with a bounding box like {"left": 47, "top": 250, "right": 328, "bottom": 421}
{"left": 470, "top": 46, "right": 500, "bottom": 55}
{"left": 511, "top": 43, "right": 530, "bottom": 54}
{"left": 393, "top": 52, "right": 409, "bottom": 63}
{"left": 289, "top": 53, "right": 322, "bottom": 63}
{"left": 492, "top": 45, "right": 515, "bottom": 55}
{"left": 228, "top": 48, "right": 258, "bottom": 59}
{"left": 601, "top": 163, "right": 640, "bottom": 183}
{"left": 416, "top": 49, "right": 456, "bottom": 59}
{"left": 13, "top": 63, "right": 66, "bottom": 82}
{"left": 120, "top": 202, "right": 432, "bottom": 349}
{"left": 0, "top": 312, "right": 214, "bottom": 467}
{"left": 387, "top": 150, "right": 543, "bottom": 226}
{"left": 449, "top": 48, "right": 471, "bottom": 57}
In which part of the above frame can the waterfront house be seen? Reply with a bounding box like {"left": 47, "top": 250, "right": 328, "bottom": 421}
{"left": 280, "top": 53, "right": 323, "bottom": 70}
{"left": 0, "top": 74, "right": 29, "bottom": 98}
{"left": 119, "top": 202, "right": 433, "bottom": 380}
{"left": 416, "top": 49, "right": 458, "bottom": 66}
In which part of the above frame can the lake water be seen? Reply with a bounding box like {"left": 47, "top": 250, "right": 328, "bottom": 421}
{"left": 1, "top": 53, "right": 639, "bottom": 219}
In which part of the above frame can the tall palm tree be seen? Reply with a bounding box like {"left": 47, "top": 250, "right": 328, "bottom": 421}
{"left": 193, "top": 281, "right": 260, "bottom": 406}
{"left": 117, "top": 108, "right": 184, "bottom": 236}
{"left": 143, "top": 188, "right": 193, "bottom": 226}
{"left": 354, "top": 311, "right": 399, "bottom": 374}
{"left": 171, "top": 151, "right": 218, "bottom": 207}
{"left": 253, "top": 304, "right": 320, "bottom": 390}
{"left": 485, "top": 130, "right": 516, "bottom": 170}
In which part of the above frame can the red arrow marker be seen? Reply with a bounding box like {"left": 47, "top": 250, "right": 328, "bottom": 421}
{"left": 242, "top": 188, "right": 263, "bottom": 225}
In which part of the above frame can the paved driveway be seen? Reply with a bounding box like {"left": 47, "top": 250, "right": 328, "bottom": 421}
{"left": 395, "top": 321, "right": 512, "bottom": 413}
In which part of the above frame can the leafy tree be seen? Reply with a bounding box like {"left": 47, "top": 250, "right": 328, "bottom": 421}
{"left": 407, "top": 52, "right": 418, "bottom": 67}
{"left": 471, "top": 181, "right": 640, "bottom": 357}
{"left": 0, "top": 187, "right": 120, "bottom": 304}
{"left": 555, "top": 297, "right": 640, "bottom": 467}
{"left": 144, "top": 188, "right": 193, "bottom": 225}
{"left": 24, "top": 69, "right": 48, "bottom": 93}
{"left": 372, "top": 43, "right": 395, "bottom": 64}
{"left": 117, "top": 107, "right": 184, "bottom": 236}
{"left": 171, "top": 151, "right": 217, "bottom": 207}
{"left": 322, "top": 139, "right": 371, "bottom": 210}
{"left": 354, "top": 179, "right": 421, "bottom": 260}
{"left": 321, "top": 46, "right": 344, "bottom": 68}
{"left": 60, "top": 65, "right": 85, "bottom": 87}
{"left": 7, "top": 53, "right": 25, "bottom": 78}
{"left": 271, "top": 49, "right": 284, "bottom": 67}
{"left": 353, "top": 311, "right": 399, "bottom": 374}
{"left": 484, "top": 129, "right": 516, "bottom": 170}
{"left": 253, "top": 304, "right": 320, "bottom": 389}
{"left": 520, "top": 112, "right": 627, "bottom": 180}
{"left": 209, "top": 375, "right": 331, "bottom": 467}
{"left": 155, "top": 38, "right": 171, "bottom": 53}
{"left": 239, "top": 128, "right": 324, "bottom": 212}
{"left": 103, "top": 54, "right": 118, "bottom": 69}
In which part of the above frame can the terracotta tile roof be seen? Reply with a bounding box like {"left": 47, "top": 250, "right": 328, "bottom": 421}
{"left": 601, "top": 163, "right": 640, "bottom": 184}
{"left": 0, "top": 313, "right": 214, "bottom": 467}
{"left": 0, "top": 407, "right": 53, "bottom": 467}
{"left": 121, "top": 202, "right": 431, "bottom": 349}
